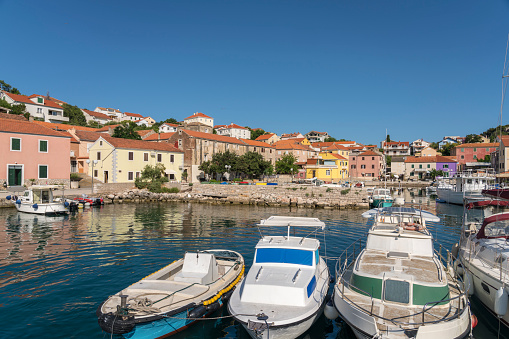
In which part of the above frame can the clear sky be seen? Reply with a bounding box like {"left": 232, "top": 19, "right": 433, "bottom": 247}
{"left": 2, "top": 0, "right": 509, "bottom": 145}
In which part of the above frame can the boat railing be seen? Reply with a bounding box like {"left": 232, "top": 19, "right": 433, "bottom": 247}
{"left": 335, "top": 237, "right": 365, "bottom": 283}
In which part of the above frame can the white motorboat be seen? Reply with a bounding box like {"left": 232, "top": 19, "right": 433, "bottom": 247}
{"left": 228, "top": 216, "right": 330, "bottom": 339}
{"left": 328, "top": 206, "right": 472, "bottom": 338}
{"left": 455, "top": 200, "right": 509, "bottom": 331}
{"left": 370, "top": 188, "right": 394, "bottom": 208}
{"left": 7, "top": 185, "right": 69, "bottom": 214}
{"left": 97, "top": 249, "right": 244, "bottom": 338}
{"left": 436, "top": 170, "right": 496, "bottom": 205}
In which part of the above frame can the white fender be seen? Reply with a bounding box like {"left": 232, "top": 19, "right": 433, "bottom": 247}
{"left": 451, "top": 243, "right": 459, "bottom": 259}
{"left": 494, "top": 287, "right": 508, "bottom": 317}
{"left": 453, "top": 259, "right": 464, "bottom": 277}
{"left": 324, "top": 299, "right": 339, "bottom": 320}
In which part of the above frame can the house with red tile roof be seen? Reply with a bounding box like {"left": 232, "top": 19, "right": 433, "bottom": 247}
{"left": 29, "top": 94, "right": 67, "bottom": 106}
{"left": 304, "top": 131, "right": 329, "bottom": 143}
{"left": 216, "top": 123, "right": 251, "bottom": 139}
{"left": 1, "top": 91, "right": 68, "bottom": 123}
{"left": 67, "top": 130, "right": 105, "bottom": 173}
{"left": 404, "top": 156, "right": 458, "bottom": 180}
{"left": 381, "top": 141, "right": 411, "bottom": 156}
{"left": 159, "top": 123, "right": 179, "bottom": 133}
{"left": 349, "top": 150, "right": 385, "bottom": 180}
{"left": 273, "top": 140, "right": 318, "bottom": 164}
{"left": 136, "top": 129, "right": 156, "bottom": 139}
{"left": 81, "top": 109, "right": 113, "bottom": 125}
{"left": 32, "top": 120, "right": 100, "bottom": 132}
{"left": 87, "top": 135, "right": 184, "bottom": 183}
{"left": 254, "top": 133, "right": 280, "bottom": 145}
{"left": 281, "top": 132, "right": 304, "bottom": 140}
{"left": 165, "top": 128, "right": 247, "bottom": 182}
{"left": 183, "top": 112, "right": 213, "bottom": 128}
{"left": 124, "top": 112, "right": 145, "bottom": 122}
{"left": 0, "top": 118, "right": 71, "bottom": 186}
{"left": 94, "top": 107, "right": 123, "bottom": 120}
{"left": 451, "top": 142, "right": 499, "bottom": 167}
{"left": 304, "top": 152, "right": 349, "bottom": 182}
{"left": 144, "top": 132, "right": 175, "bottom": 142}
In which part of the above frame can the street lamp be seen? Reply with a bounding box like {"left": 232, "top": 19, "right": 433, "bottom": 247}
{"left": 86, "top": 159, "right": 99, "bottom": 194}
{"left": 225, "top": 165, "right": 231, "bottom": 182}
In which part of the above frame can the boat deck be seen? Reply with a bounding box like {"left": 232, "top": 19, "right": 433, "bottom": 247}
{"left": 357, "top": 250, "right": 442, "bottom": 284}
{"left": 340, "top": 270, "right": 464, "bottom": 338}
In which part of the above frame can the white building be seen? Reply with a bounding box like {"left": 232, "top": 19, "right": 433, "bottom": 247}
{"left": 159, "top": 123, "right": 179, "bottom": 133}
{"left": 82, "top": 109, "right": 113, "bottom": 125}
{"left": 124, "top": 112, "right": 145, "bottom": 122}
{"left": 0, "top": 91, "right": 68, "bottom": 123}
{"left": 94, "top": 107, "right": 123, "bottom": 120}
{"left": 410, "top": 138, "right": 431, "bottom": 155}
{"left": 216, "top": 123, "right": 251, "bottom": 139}
{"left": 305, "top": 131, "right": 329, "bottom": 143}
{"left": 183, "top": 112, "right": 213, "bottom": 127}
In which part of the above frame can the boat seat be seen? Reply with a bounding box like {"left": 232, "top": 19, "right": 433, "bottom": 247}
{"left": 174, "top": 252, "right": 218, "bottom": 285}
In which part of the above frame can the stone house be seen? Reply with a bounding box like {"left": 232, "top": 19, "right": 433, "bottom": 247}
{"left": 240, "top": 139, "right": 276, "bottom": 164}
{"left": 254, "top": 133, "right": 280, "bottom": 145}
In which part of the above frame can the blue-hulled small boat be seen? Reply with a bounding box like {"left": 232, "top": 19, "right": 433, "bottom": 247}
{"left": 369, "top": 188, "right": 393, "bottom": 208}
{"left": 97, "top": 250, "right": 244, "bottom": 338}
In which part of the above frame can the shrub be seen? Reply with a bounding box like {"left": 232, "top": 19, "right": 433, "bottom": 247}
{"left": 305, "top": 193, "right": 309, "bottom": 197}
{"left": 341, "top": 189, "right": 350, "bottom": 195}
{"left": 319, "top": 194, "right": 323, "bottom": 197}
{"left": 188, "top": 183, "right": 194, "bottom": 186}
{"left": 70, "top": 173, "right": 81, "bottom": 181}
{"left": 326, "top": 188, "right": 332, "bottom": 193}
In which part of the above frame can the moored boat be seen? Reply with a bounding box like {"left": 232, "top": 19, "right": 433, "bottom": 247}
{"left": 97, "top": 249, "right": 244, "bottom": 338}
{"left": 7, "top": 185, "right": 69, "bottom": 215}
{"left": 328, "top": 206, "right": 472, "bottom": 338}
{"left": 456, "top": 200, "right": 509, "bottom": 331}
{"left": 228, "top": 216, "right": 330, "bottom": 339}
{"left": 436, "top": 170, "right": 496, "bottom": 205}
{"left": 370, "top": 188, "right": 394, "bottom": 208}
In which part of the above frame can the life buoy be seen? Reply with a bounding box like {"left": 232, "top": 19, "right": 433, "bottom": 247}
{"left": 404, "top": 223, "right": 421, "bottom": 231}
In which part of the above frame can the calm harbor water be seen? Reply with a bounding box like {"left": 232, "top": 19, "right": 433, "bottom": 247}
{"left": 0, "top": 189, "right": 506, "bottom": 338}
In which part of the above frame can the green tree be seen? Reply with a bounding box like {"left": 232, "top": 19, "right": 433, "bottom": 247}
{"left": 324, "top": 137, "right": 338, "bottom": 142}
{"left": 386, "top": 134, "right": 391, "bottom": 142}
{"left": 152, "top": 118, "right": 179, "bottom": 132}
{"left": 465, "top": 134, "right": 483, "bottom": 143}
{"left": 248, "top": 128, "right": 267, "bottom": 140}
{"left": 477, "top": 154, "right": 491, "bottom": 163}
{"left": 135, "top": 164, "right": 169, "bottom": 192}
{"left": 0, "top": 80, "right": 20, "bottom": 94}
{"left": 430, "top": 142, "right": 439, "bottom": 150}
{"left": 112, "top": 121, "right": 142, "bottom": 140}
{"left": 62, "top": 103, "right": 87, "bottom": 126}
{"left": 440, "top": 142, "right": 459, "bottom": 156}
{"left": 236, "top": 151, "right": 272, "bottom": 178}
{"left": 275, "top": 153, "right": 298, "bottom": 174}
{"left": 386, "top": 155, "right": 392, "bottom": 166}
{"left": 0, "top": 99, "right": 26, "bottom": 116}
{"left": 87, "top": 120, "right": 102, "bottom": 128}
{"left": 429, "top": 169, "right": 445, "bottom": 180}
{"left": 199, "top": 151, "right": 239, "bottom": 178}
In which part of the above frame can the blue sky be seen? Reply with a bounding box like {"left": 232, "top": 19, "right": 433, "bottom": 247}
{"left": 2, "top": 0, "right": 509, "bottom": 145}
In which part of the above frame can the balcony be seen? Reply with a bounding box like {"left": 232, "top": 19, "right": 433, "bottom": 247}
{"left": 46, "top": 111, "right": 69, "bottom": 123}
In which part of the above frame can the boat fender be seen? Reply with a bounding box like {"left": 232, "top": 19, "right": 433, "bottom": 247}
{"left": 16, "top": 200, "right": 21, "bottom": 205}
{"left": 188, "top": 305, "right": 207, "bottom": 319}
{"left": 206, "top": 301, "right": 220, "bottom": 313}
{"left": 471, "top": 314, "right": 478, "bottom": 328}
{"left": 222, "top": 289, "right": 235, "bottom": 302}
{"left": 494, "top": 287, "right": 508, "bottom": 317}
{"left": 6, "top": 195, "right": 11, "bottom": 200}
{"left": 453, "top": 260, "right": 464, "bottom": 277}
{"left": 32, "top": 203, "right": 38, "bottom": 209}
{"left": 451, "top": 243, "right": 459, "bottom": 259}
{"left": 463, "top": 271, "right": 474, "bottom": 296}
{"left": 97, "top": 312, "right": 135, "bottom": 334}
{"left": 324, "top": 298, "right": 339, "bottom": 320}
{"left": 64, "top": 201, "right": 69, "bottom": 207}
{"left": 329, "top": 276, "right": 335, "bottom": 284}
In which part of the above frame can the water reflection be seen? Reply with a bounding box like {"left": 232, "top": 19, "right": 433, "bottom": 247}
{"left": 0, "top": 196, "right": 502, "bottom": 338}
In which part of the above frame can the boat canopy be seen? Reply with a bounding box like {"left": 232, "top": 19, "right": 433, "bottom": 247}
{"left": 476, "top": 212, "right": 509, "bottom": 239}
{"left": 258, "top": 216, "right": 325, "bottom": 229}
{"left": 362, "top": 207, "right": 440, "bottom": 222}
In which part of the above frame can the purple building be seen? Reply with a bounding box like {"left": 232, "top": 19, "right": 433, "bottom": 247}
{"left": 436, "top": 155, "right": 458, "bottom": 177}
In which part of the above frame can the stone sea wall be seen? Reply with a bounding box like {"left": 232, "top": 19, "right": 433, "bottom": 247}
{"left": 103, "top": 184, "right": 370, "bottom": 209}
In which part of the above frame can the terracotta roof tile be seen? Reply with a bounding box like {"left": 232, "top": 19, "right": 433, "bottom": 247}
{"left": 100, "top": 135, "right": 182, "bottom": 152}
{"left": 73, "top": 130, "right": 106, "bottom": 142}
{"left": 32, "top": 121, "right": 99, "bottom": 132}
{"left": 255, "top": 133, "right": 275, "bottom": 141}
{"left": 405, "top": 156, "right": 458, "bottom": 163}
{"left": 184, "top": 112, "right": 212, "bottom": 120}
{"left": 144, "top": 132, "right": 175, "bottom": 141}
{"left": 454, "top": 142, "right": 499, "bottom": 148}
{"left": 240, "top": 138, "right": 275, "bottom": 147}
{"left": 124, "top": 112, "right": 144, "bottom": 118}
{"left": 4, "top": 92, "right": 62, "bottom": 109}
{"left": 82, "top": 109, "right": 113, "bottom": 120}
{"left": 384, "top": 141, "right": 410, "bottom": 147}
{"left": 0, "top": 119, "right": 70, "bottom": 138}
{"left": 182, "top": 129, "right": 245, "bottom": 144}
{"left": 136, "top": 130, "right": 154, "bottom": 137}
{"left": 0, "top": 113, "right": 28, "bottom": 121}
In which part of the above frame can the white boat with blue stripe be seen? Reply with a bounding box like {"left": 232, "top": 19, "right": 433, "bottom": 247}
{"left": 228, "top": 216, "right": 330, "bottom": 339}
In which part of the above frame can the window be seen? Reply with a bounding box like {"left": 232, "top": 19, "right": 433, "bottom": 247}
{"left": 362, "top": 157, "right": 365, "bottom": 160}
{"left": 461, "top": 155, "right": 464, "bottom": 159}
{"left": 384, "top": 279, "right": 410, "bottom": 304}
{"left": 37, "top": 107, "right": 42, "bottom": 113}
{"left": 474, "top": 155, "right": 477, "bottom": 159}
{"left": 157, "top": 154, "right": 162, "bottom": 162}
{"left": 97, "top": 152, "right": 101, "bottom": 160}
{"left": 486, "top": 148, "right": 489, "bottom": 152}
{"left": 100, "top": 141, "right": 103, "bottom": 146}
{"left": 361, "top": 165, "right": 366, "bottom": 169}
{"left": 170, "top": 154, "right": 174, "bottom": 163}
{"left": 411, "top": 165, "right": 414, "bottom": 168}
{"left": 38, "top": 165, "right": 48, "bottom": 179}
{"left": 372, "top": 157, "right": 374, "bottom": 160}
{"left": 169, "top": 174, "right": 175, "bottom": 180}
{"left": 444, "top": 164, "right": 449, "bottom": 168}
{"left": 372, "top": 165, "right": 375, "bottom": 169}
{"left": 128, "top": 152, "right": 134, "bottom": 161}
{"left": 474, "top": 148, "right": 477, "bottom": 152}
{"left": 94, "top": 170, "right": 98, "bottom": 177}
{"left": 255, "top": 248, "right": 314, "bottom": 266}
{"left": 37, "top": 97, "right": 43, "bottom": 103}
{"left": 351, "top": 165, "right": 356, "bottom": 169}
{"left": 128, "top": 172, "right": 134, "bottom": 180}
{"left": 352, "top": 157, "right": 355, "bottom": 160}
{"left": 461, "top": 148, "right": 464, "bottom": 152}
{"left": 38, "top": 140, "right": 48, "bottom": 153}
{"left": 178, "top": 139, "right": 182, "bottom": 147}
{"left": 144, "top": 153, "right": 149, "bottom": 161}
{"left": 419, "top": 165, "right": 422, "bottom": 168}
{"left": 136, "top": 172, "right": 140, "bottom": 178}
{"left": 326, "top": 170, "right": 330, "bottom": 175}
{"left": 10, "top": 137, "right": 21, "bottom": 151}
{"left": 427, "top": 164, "right": 430, "bottom": 168}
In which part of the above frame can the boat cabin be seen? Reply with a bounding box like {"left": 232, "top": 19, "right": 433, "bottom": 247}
{"left": 19, "top": 185, "right": 59, "bottom": 204}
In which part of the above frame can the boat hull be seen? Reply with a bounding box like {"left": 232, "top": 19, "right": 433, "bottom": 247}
{"left": 15, "top": 202, "right": 68, "bottom": 215}
{"left": 370, "top": 199, "right": 393, "bottom": 208}
{"left": 436, "top": 189, "right": 484, "bottom": 205}
{"left": 458, "top": 256, "right": 509, "bottom": 329}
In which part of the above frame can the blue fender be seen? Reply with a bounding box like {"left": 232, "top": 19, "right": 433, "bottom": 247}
{"left": 32, "top": 203, "right": 38, "bottom": 209}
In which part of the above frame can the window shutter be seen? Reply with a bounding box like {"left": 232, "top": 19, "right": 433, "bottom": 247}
{"left": 40, "top": 140, "right": 48, "bottom": 152}
{"left": 39, "top": 165, "right": 48, "bottom": 178}
{"left": 12, "top": 138, "right": 20, "bottom": 150}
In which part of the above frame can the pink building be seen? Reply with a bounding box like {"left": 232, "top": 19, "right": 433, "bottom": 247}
{"left": 0, "top": 117, "right": 71, "bottom": 186}
{"left": 349, "top": 150, "right": 385, "bottom": 180}
{"left": 452, "top": 143, "right": 498, "bottom": 167}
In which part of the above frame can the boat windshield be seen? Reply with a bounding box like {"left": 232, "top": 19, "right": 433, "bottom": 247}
{"left": 255, "top": 248, "right": 314, "bottom": 266}
{"left": 484, "top": 220, "right": 509, "bottom": 238}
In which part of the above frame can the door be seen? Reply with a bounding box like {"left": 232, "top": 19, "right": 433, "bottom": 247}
{"left": 8, "top": 165, "right": 23, "bottom": 186}
{"left": 104, "top": 171, "right": 109, "bottom": 183}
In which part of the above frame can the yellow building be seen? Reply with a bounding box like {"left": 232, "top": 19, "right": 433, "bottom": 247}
{"left": 88, "top": 135, "right": 184, "bottom": 183}
{"left": 305, "top": 153, "right": 349, "bottom": 182}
